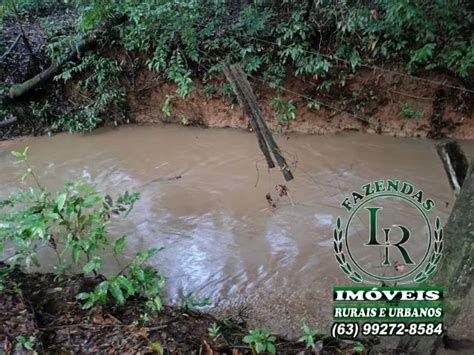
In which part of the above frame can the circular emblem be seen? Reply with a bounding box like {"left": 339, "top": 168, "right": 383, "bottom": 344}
{"left": 333, "top": 180, "right": 443, "bottom": 284}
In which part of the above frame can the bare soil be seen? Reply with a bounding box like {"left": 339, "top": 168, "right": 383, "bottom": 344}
{"left": 0, "top": 267, "right": 379, "bottom": 354}
{"left": 125, "top": 65, "right": 474, "bottom": 139}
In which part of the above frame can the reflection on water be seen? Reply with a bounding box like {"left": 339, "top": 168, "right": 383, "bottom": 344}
{"left": 1, "top": 125, "right": 472, "bottom": 337}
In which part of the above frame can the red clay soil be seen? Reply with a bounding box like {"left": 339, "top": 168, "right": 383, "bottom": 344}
{"left": 125, "top": 67, "right": 474, "bottom": 140}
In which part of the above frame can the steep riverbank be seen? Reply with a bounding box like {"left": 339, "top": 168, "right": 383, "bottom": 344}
{"left": 126, "top": 66, "right": 474, "bottom": 139}
{"left": 1, "top": 7, "right": 473, "bottom": 141}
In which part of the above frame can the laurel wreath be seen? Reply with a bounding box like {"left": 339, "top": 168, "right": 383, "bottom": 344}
{"left": 333, "top": 217, "right": 364, "bottom": 283}
{"left": 413, "top": 216, "right": 443, "bottom": 283}
{"left": 333, "top": 216, "right": 443, "bottom": 284}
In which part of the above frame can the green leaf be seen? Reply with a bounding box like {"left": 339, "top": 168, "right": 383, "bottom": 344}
{"left": 76, "top": 292, "right": 90, "bottom": 300}
{"left": 110, "top": 281, "right": 125, "bottom": 305}
{"left": 134, "top": 268, "right": 146, "bottom": 282}
{"left": 72, "top": 244, "right": 80, "bottom": 264}
{"left": 82, "top": 256, "right": 101, "bottom": 274}
{"left": 11, "top": 150, "right": 23, "bottom": 158}
{"left": 83, "top": 300, "right": 95, "bottom": 309}
{"left": 113, "top": 235, "right": 127, "bottom": 255}
{"left": 149, "top": 342, "right": 163, "bottom": 354}
{"left": 96, "top": 281, "right": 109, "bottom": 297}
{"left": 116, "top": 275, "right": 135, "bottom": 295}
{"left": 255, "top": 342, "right": 265, "bottom": 353}
{"left": 303, "top": 324, "right": 310, "bottom": 334}
{"left": 152, "top": 296, "right": 162, "bottom": 312}
{"left": 243, "top": 335, "right": 253, "bottom": 344}
{"left": 354, "top": 341, "right": 365, "bottom": 353}
{"left": 56, "top": 193, "right": 67, "bottom": 211}
{"left": 267, "top": 342, "right": 276, "bottom": 355}
{"left": 83, "top": 195, "right": 101, "bottom": 208}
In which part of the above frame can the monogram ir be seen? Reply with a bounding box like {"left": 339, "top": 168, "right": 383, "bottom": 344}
{"left": 333, "top": 179, "right": 443, "bottom": 284}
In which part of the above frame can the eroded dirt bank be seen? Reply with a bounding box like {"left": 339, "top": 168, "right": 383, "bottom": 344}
{"left": 126, "top": 66, "right": 474, "bottom": 139}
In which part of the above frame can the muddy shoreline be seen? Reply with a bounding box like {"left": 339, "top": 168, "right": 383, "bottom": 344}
{"left": 1, "top": 267, "right": 378, "bottom": 354}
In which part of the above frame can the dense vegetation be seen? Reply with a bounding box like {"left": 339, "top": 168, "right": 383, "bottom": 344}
{"left": 0, "top": 147, "right": 165, "bottom": 314}
{"left": 1, "top": 1, "right": 472, "bottom": 352}
{"left": 1, "top": 0, "right": 473, "bottom": 132}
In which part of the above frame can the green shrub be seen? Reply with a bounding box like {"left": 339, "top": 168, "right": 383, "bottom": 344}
{"left": 272, "top": 96, "right": 297, "bottom": 121}
{"left": 53, "top": 53, "right": 125, "bottom": 133}
{"left": 0, "top": 147, "right": 164, "bottom": 313}
{"left": 399, "top": 102, "right": 422, "bottom": 120}
{"left": 243, "top": 328, "right": 276, "bottom": 355}
{"left": 5, "top": 0, "right": 472, "bottom": 134}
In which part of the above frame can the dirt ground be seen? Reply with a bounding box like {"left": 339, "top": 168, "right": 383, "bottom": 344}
{"left": 0, "top": 267, "right": 381, "bottom": 354}
{"left": 125, "top": 64, "right": 474, "bottom": 140}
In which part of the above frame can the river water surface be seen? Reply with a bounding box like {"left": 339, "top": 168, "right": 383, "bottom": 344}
{"left": 1, "top": 125, "right": 473, "bottom": 337}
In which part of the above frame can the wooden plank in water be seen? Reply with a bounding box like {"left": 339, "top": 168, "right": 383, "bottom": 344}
{"left": 223, "top": 64, "right": 294, "bottom": 181}
{"left": 222, "top": 65, "right": 275, "bottom": 169}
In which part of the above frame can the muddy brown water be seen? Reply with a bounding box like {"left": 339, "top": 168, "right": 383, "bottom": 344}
{"left": 1, "top": 125, "right": 473, "bottom": 338}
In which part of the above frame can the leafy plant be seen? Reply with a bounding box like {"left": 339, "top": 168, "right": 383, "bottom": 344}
{"left": 76, "top": 248, "right": 165, "bottom": 313}
{"left": 208, "top": 322, "right": 221, "bottom": 343}
{"left": 53, "top": 54, "right": 125, "bottom": 133}
{"left": 4, "top": 0, "right": 473, "bottom": 136}
{"left": 298, "top": 324, "right": 319, "bottom": 349}
{"left": 399, "top": 102, "right": 422, "bottom": 120}
{"left": 272, "top": 96, "right": 297, "bottom": 121}
{"left": 15, "top": 335, "right": 36, "bottom": 352}
{"left": 306, "top": 100, "right": 321, "bottom": 111}
{"left": 243, "top": 328, "right": 276, "bottom": 355}
{"left": 0, "top": 147, "right": 165, "bottom": 313}
{"left": 161, "top": 95, "right": 174, "bottom": 119}
{"left": 45, "top": 34, "right": 76, "bottom": 63}
{"left": 179, "top": 291, "right": 211, "bottom": 310}
{"left": 220, "top": 82, "right": 235, "bottom": 104}
{"left": 203, "top": 84, "right": 215, "bottom": 99}
{"left": 354, "top": 341, "right": 366, "bottom": 354}
{"left": 30, "top": 101, "right": 52, "bottom": 124}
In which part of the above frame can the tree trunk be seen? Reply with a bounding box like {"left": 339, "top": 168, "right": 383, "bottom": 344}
{"left": 8, "top": 35, "right": 97, "bottom": 100}
{"left": 7, "top": 15, "right": 126, "bottom": 100}
{"left": 398, "top": 160, "right": 474, "bottom": 353}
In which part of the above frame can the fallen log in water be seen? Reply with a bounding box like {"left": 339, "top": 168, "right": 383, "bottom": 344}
{"left": 223, "top": 64, "right": 293, "bottom": 181}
